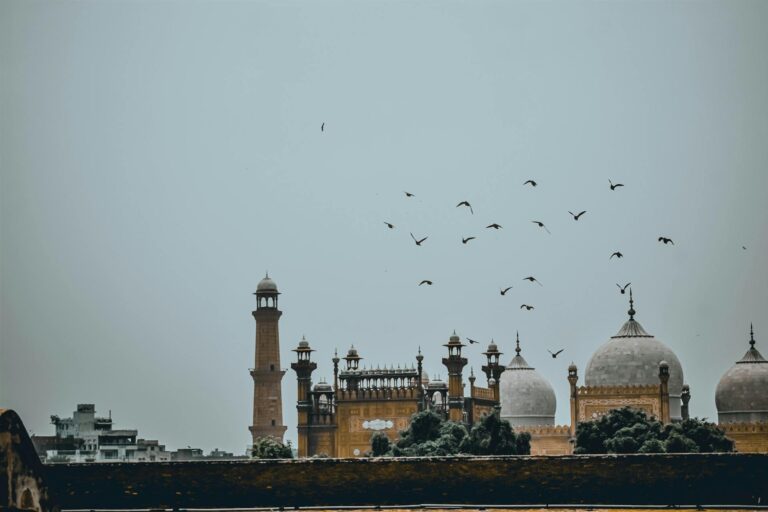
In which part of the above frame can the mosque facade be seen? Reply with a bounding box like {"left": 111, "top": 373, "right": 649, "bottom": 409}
{"left": 250, "top": 276, "right": 768, "bottom": 456}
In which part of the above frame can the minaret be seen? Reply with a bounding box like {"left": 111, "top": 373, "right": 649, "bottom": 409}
{"left": 249, "top": 274, "right": 287, "bottom": 443}
{"left": 442, "top": 331, "right": 467, "bottom": 423}
{"left": 291, "top": 336, "right": 316, "bottom": 458}
{"left": 482, "top": 338, "right": 505, "bottom": 402}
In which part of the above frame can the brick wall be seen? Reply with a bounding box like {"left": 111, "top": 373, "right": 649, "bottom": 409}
{"left": 43, "top": 453, "right": 768, "bottom": 509}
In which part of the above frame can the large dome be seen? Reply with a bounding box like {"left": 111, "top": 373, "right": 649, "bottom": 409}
{"left": 715, "top": 325, "right": 768, "bottom": 424}
{"left": 584, "top": 295, "right": 685, "bottom": 420}
{"left": 499, "top": 335, "right": 556, "bottom": 427}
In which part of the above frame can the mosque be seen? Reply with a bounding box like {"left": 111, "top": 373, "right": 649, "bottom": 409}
{"left": 249, "top": 275, "right": 768, "bottom": 456}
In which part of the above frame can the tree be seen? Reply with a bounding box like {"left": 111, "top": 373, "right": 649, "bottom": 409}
{"left": 251, "top": 436, "right": 293, "bottom": 459}
{"left": 574, "top": 407, "right": 734, "bottom": 454}
{"left": 462, "top": 412, "right": 530, "bottom": 455}
{"left": 370, "top": 431, "right": 390, "bottom": 457}
{"left": 375, "top": 409, "right": 528, "bottom": 457}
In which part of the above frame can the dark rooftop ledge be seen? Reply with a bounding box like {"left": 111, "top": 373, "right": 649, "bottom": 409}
{"left": 43, "top": 453, "right": 768, "bottom": 509}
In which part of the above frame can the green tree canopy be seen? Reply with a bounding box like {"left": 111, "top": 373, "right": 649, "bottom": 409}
{"left": 574, "top": 407, "right": 734, "bottom": 454}
{"left": 374, "top": 409, "right": 529, "bottom": 457}
{"left": 251, "top": 436, "right": 294, "bottom": 459}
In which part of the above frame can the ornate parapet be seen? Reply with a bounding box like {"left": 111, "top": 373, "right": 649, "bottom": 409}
{"left": 0, "top": 408, "right": 56, "bottom": 512}
{"left": 470, "top": 385, "right": 494, "bottom": 401}
{"left": 574, "top": 384, "right": 663, "bottom": 423}
{"left": 518, "top": 424, "right": 573, "bottom": 456}
{"left": 719, "top": 421, "right": 768, "bottom": 453}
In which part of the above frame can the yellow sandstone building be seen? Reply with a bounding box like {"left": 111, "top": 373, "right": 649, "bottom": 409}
{"left": 249, "top": 276, "right": 768, "bottom": 456}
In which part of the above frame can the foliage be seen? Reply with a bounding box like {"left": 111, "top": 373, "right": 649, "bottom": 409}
{"left": 373, "top": 409, "right": 529, "bottom": 457}
{"left": 574, "top": 407, "right": 734, "bottom": 454}
{"left": 251, "top": 436, "right": 294, "bottom": 459}
{"left": 462, "top": 411, "right": 531, "bottom": 455}
{"left": 370, "top": 431, "right": 391, "bottom": 457}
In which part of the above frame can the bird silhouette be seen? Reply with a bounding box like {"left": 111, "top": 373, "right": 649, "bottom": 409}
{"left": 610, "top": 251, "right": 623, "bottom": 259}
{"left": 321, "top": 122, "right": 325, "bottom": 132}
{"left": 410, "top": 233, "right": 428, "bottom": 246}
{"left": 456, "top": 201, "right": 474, "bottom": 214}
{"left": 500, "top": 286, "right": 513, "bottom": 296}
{"left": 520, "top": 304, "right": 534, "bottom": 311}
{"left": 658, "top": 237, "right": 674, "bottom": 245}
{"left": 523, "top": 180, "right": 537, "bottom": 187}
{"left": 419, "top": 280, "right": 433, "bottom": 286}
{"left": 466, "top": 338, "right": 479, "bottom": 345}
{"left": 569, "top": 210, "right": 587, "bottom": 221}
{"left": 404, "top": 191, "right": 415, "bottom": 198}
{"left": 486, "top": 223, "right": 502, "bottom": 229}
{"left": 548, "top": 349, "right": 564, "bottom": 358}
{"left": 616, "top": 282, "right": 631, "bottom": 294}
{"left": 384, "top": 222, "right": 395, "bottom": 229}
{"left": 742, "top": 246, "right": 747, "bottom": 250}
{"left": 609, "top": 179, "right": 624, "bottom": 190}
{"left": 462, "top": 236, "right": 476, "bottom": 244}
{"left": 532, "top": 221, "right": 551, "bottom": 234}
{"left": 523, "top": 276, "right": 542, "bottom": 286}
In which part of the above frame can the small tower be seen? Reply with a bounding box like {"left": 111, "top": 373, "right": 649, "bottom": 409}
{"left": 442, "top": 331, "right": 468, "bottom": 423}
{"left": 567, "top": 362, "right": 579, "bottom": 437}
{"left": 416, "top": 347, "right": 425, "bottom": 411}
{"left": 249, "top": 274, "right": 287, "bottom": 444}
{"left": 291, "top": 336, "right": 316, "bottom": 458}
{"left": 343, "top": 346, "right": 363, "bottom": 391}
{"left": 658, "top": 361, "right": 671, "bottom": 423}
{"left": 482, "top": 339, "right": 505, "bottom": 402}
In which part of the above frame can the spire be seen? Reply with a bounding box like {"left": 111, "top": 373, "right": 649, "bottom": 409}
{"left": 628, "top": 289, "right": 635, "bottom": 320}
{"left": 750, "top": 323, "right": 756, "bottom": 349}
{"left": 515, "top": 331, "right": 521, "bottom": 355}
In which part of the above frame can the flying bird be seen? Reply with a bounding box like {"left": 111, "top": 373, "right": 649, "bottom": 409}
{"left": 531, "top": 221, "right": 551, "bottom": 234}
{"left": 462, "top": 236, "right": 476, "bottom": 244}
{"left": 548, "top": 349, "right": 565, "bottom": 358}
{"left": 609, "top": 179, "right": 624, "bottom": 190}
{"left": 523, "top": 276, "right": 542, "bottom": 286}
{"left": 456, "top": 201, "right": 474, "bottom": 214}
{"left": 466, "top": 338, "right": 479, "bottom": 345}
{"left": 321, "top": 122, "right": 325, "bottom": 132}
{"left": 658, "top": 237, "right": 674, "bottom": 245}
{"left": 616, "top": 282, "right": 631, "bottom": 294}
{"left": 404, "top": 191, "right": 415, "bottom": 198}
{"left": 486, "top": 223, "right": 503, "bottom": 229}
{"left": 410, "top": 233, "right": 428, "bottom": 246}
{"left": 500, "top": 286, "right": 513, "bottom": 296}
{"left": 419, "top": 280, "right": 433, "bottom": 286}
{"left": 384, "top": 222, "right": 395, "bottom": 229}
{"left": 569, "top": 210, "right": 587, "bottom": 221}
{"left": 742, "top": 246, "right": 747, "bottom": 250}
{"left": 520, "top": 304, "right": 534, "bottom": 311}
{"left": 523, "top": 180, "right": 537, "bottom": 187}
{"left": 610, "top": 251, "right": 623, "bottom": 259}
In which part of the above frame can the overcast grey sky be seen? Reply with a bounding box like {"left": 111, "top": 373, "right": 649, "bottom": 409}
{"left": 1, "top": 1, "right": 767, "bottom": 454}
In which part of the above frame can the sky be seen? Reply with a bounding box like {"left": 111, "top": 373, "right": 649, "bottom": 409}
{"left": 1, "top": 1, "right": 767, "bottom": 455}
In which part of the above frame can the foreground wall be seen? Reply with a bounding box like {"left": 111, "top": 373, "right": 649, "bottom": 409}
{"left": 45, "top": 453, "right": 768, "bottom": 509}
{"left": 0, "top": 409, "right": 56, "bottom": 512}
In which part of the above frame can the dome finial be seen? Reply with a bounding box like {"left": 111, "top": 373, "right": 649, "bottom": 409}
{"left": 750, "top": 323, "right": 756, "bottom": 349}
{"left": 628, "top": 288, "right": 636, "bottom": 320}
{"left": 515, "top": 331, "right": 521, "bottom": 355}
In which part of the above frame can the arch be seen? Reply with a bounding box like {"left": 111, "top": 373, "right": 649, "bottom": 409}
{"left": 20, "top": 488, "right": 35, "bottom": 510}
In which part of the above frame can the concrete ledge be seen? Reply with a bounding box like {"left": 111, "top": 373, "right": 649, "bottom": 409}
{"left": 43, "top": 453, "right": 768, "bottom": 509}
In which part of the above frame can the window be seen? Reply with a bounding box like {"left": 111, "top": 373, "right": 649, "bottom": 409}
{"left": 271, "top": 419, "right": 275, "bottom": 426}
{"left": 270, "top": 364, "right": 275, "bottom": 371}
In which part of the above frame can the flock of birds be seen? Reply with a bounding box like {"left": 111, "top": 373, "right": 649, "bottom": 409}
{"left": 319, "top": 122, "right": 748, "bottom": 362}
{"left": 380, "top": 179, "right": 678, "bottom": 360}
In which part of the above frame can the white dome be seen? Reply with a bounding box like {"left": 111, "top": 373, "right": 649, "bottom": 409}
{"left": 499, "top": 338, "right": 556, "bottom": 427}
{"left": 585, "top": 301, "right": 684, "bottom": 420}
{"left": 256, "top": 275, "right": 278, "bottom": 293}
{"left": 715, "top": 327, "right": 768, "bottom": 423}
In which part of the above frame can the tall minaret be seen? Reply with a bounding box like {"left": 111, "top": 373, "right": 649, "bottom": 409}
{"left": 442, "top": 331, "right": 467, "bottom": 423}
{"left": 249, "top": 274, "right": 287, "bottom": 443}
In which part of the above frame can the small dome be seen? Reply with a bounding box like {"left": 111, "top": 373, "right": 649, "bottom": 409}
{"left": 584, "top": 295, "right": 685, "bottom": 420}
{"left": 499, "top": 335, "right": 556, "bottom": 427}
{"left": 716, "top": 325, "right": 768, "bottom": 423}
{"left": 428, "top": 377, "right": 447, "bottom": 390}
{"left": 313, "top": 379, "right": 333, "bottom": 393}
{"left": 346, "top": 346, "right": 359, "bottom": 358}
{"left": 421, "top": 370, "right": 430, "bottom": 386}
{"left": 256, "top": 274, "right": 278, "bottom": 293}
{"left": 298, "top": 339, "right": 310, "bottom": 349}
